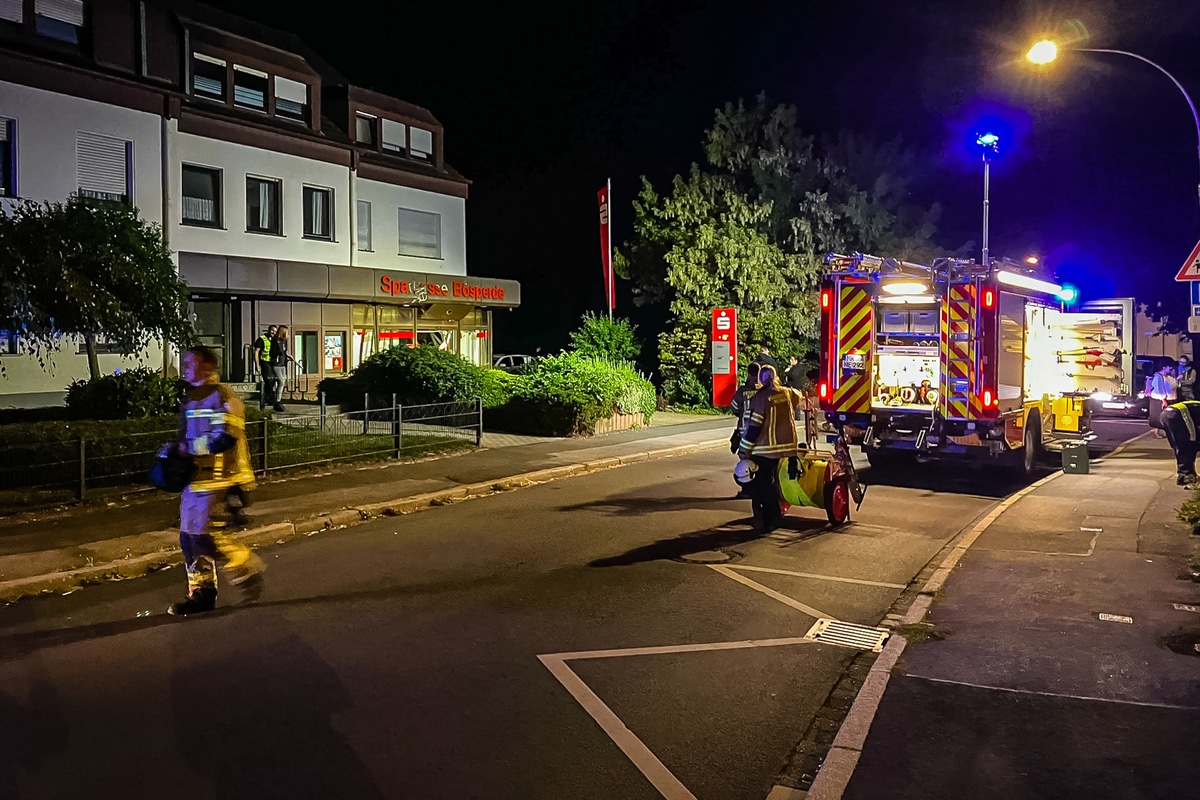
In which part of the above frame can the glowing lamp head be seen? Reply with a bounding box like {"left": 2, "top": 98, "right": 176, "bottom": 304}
{"left": 820, "top": 289, "right": 832, "bottom": 310}
{"left": 819, "top": 381, "right": 829, "bottom": 399}
{"left": 1057, "top": 285, "right": 1079, "bottom": 304}
{"left": 1026, "top": 40, "right": 1059, "bottom": 65}
{"left": 881, "top": 280, "right": 929, "bottom": 296}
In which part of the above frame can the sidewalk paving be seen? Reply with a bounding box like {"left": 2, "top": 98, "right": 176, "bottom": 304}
{"left": 828, "top": 435, "right": 1200, "bottom": 800}
{"left": 0, "top": 413, "right": 733, "bottom": 601}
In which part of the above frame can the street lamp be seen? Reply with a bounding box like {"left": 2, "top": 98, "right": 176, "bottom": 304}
{"left": 1026, "top": 38, "right": 1200, "bottom": 211}
{"left": 975, "top": 131, "right": 1000, "bottom": 266}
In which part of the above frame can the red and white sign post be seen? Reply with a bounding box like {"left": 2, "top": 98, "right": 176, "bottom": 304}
{"left": 597, "top": 181, "right": 615, "bottom": 319}
{"left": 711, "top": 308, "right": 738, "bottom": 407}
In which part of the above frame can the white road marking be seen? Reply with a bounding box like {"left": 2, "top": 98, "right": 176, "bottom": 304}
{"left": 727, "top": 564, "right": 907, "bottom": 590}
{"left": 539, "top": 653, "right": 699, "bottom": 800}
{"left": 708, "top": 565, "right": 832, "bottom": 619}
{"left": 904, "top": 672, "right": 1199, "bottom": 711}
{"left": 538, "top": 637, "right": 824, "bottom": 800}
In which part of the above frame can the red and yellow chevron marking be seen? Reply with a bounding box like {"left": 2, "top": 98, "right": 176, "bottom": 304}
{"left": 829, "top": 285, "right": 872, "bottom": 413}
{"left": 939, "top": 285, "right": 976, "bottom": 420}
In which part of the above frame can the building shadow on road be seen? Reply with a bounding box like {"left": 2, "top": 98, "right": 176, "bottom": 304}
{"left": 559, "top": 493, "right": 738, "bottom": 516}
{"left": 589, "top": 516, "right": 832, "bottom": 568}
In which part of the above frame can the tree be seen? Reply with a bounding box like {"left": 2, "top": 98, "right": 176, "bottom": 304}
{"left": 617, "top": 94, "right": 941, "bottom": 403}
{"left": 568, "top": 312, "right": 642, "bottom": 362}
{"left": 0, "top": 195, "right": 194, "bottom": 379}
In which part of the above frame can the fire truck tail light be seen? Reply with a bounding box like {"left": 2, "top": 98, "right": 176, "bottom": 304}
{"left": 820, "top": 289, "right": 832, "bottom": 310}
{"left": 982, "top": 389, "right": 996, "bottom": 408}
{"left": 982, "top": 288, "right": 996, "bottom": 309}
{"left": 819, "top": 381, "right": 829, "bottom": 399}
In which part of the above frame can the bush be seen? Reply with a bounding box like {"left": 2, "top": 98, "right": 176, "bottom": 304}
{"left": 486, "top": 352, "right": 655, "bottom": 436}
{"left": 480, "top": 368, "right": 521, "bottom": 409}
{"left": 65, "top": 368, "right": 186, "bottom": 420}
{"left": 568, "top": 312, "right": 642, "bottom": 362}
{"left": 321, "top": 346, "right": 484, "bottom": 408}
{"left": 658, "top": 326, "right": 711, "bottom": 407}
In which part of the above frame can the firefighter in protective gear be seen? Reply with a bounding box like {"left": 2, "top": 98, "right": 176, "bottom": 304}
{"left": 1161, "top": 399, "right": 1200, "bottom": 486}
{"left": 737, "top": 364, "right": 804, "bottom": 532}
{"left": 167, "top": 346, "right": 265, "bottom": 616}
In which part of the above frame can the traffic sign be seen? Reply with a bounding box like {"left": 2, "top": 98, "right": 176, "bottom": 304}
{"left": 1192, "top": 282, "right": 1200, "bottom": 305}
{"left": 1175, "top": 238, "right": 1200, "bottom": 281}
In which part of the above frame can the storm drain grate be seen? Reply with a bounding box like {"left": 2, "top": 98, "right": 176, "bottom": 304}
{"left": 804, "top": 618, "right": 890, "bottom": 652}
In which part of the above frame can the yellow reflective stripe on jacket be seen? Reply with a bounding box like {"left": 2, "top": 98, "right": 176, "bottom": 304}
{"left": 1170, "top": 400, "right": 1200, "bottom": 441}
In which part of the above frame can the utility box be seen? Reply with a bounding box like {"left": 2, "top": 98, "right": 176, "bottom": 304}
{"left": 1062, "top": 442, "right": 1090, "bottom": 474}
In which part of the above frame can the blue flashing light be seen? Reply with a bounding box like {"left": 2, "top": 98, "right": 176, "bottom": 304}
{"left": 976, "top": 132, "right": 1000, "bottom": 149}
{"left": 1057, "top": 285, "right": 1079, "bottom": 304}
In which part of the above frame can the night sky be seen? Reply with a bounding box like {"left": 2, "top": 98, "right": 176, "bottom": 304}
{"left": 210, "top": 0, "right": 1200, "bottom": 354}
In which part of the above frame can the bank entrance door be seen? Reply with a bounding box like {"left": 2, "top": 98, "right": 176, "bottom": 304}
{"left": 291, "top": 329, "right": 321, "bottom": 400}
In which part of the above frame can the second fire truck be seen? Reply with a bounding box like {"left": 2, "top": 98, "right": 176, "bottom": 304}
{"left": 817, "top": 252, "right": 1120, "bottom": 474}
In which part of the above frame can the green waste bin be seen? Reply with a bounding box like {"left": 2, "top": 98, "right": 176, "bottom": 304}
{"left": 1062, "top": 442, "right": 1089, "bottom": 474}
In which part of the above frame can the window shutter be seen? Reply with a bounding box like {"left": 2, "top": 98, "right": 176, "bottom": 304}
{"left": 77, "top": 132, "right": 129, "bottom": 198}
{"left": 275, "top": 76, "right": 308, "bottom": 105}
{"left": 382, "top": 119, "right": 406, "bottom": 151}
{"left": 0, "top": 117, "right": 10, "bottom": 142}
{"left": 35, "top": 0, "right": 84, "bottom": 25}
{"left": 398, "top": 208, "right": 440, "bottom": 258}
{"left": 357, "top": 200, "right": 371, "bottom": 250}
{"left": 0, "top": 0, "right": 22, "bottom": 23}
{"left": 410, "top": 127, "right": 433, "bottom": 157}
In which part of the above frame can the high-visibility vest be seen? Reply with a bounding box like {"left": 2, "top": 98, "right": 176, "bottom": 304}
{"left": 256, "top": 334, "right": 272, "bottom": 363}
{"left": 1167, "top": 400, "right": 1200, "bottom": 441}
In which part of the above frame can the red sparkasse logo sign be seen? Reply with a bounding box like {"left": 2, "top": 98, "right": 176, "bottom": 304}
{"left": 379, "top": 274, "right": 506, "bottom": 301}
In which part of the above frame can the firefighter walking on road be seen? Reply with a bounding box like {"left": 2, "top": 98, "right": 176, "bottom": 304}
{"left": 738, "top": 364, "right": 803, "bottom": 532}
{"left": 167, "top": 345, "right": 266, "bottom": 616}
{"left": 1161, "top": 399, "right": 1200, "bottom": 486}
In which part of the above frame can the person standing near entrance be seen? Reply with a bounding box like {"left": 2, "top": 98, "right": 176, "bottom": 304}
{"left": 270, "top": 325, "right": 294, "bottom": 412}
{"left": 252, "top": 325, "right": 277, "bottom": 410}
{"left": 167, "top": 345, "right": 265, "bottom": 615}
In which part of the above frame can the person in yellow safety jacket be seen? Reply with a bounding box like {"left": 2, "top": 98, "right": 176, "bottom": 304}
{"left": 729, "top": 362, "right": 762, "bottom": 498}
{"left": 737, "top": 364, "right": 804, "bottom": 532}
{"left": 167, "top": 345, "right": 265, "bottom": 616}
{"left": 1161, "top": 399, "right": 1200, "bottom": 486}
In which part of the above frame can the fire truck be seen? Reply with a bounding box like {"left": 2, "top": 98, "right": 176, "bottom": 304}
{"left": 817, "top": 252, "right": 1110, "bottom": 474}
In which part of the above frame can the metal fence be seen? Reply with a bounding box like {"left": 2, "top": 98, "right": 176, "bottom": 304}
{"left": 0, "top": 396, "right": 483, "bottom": 501}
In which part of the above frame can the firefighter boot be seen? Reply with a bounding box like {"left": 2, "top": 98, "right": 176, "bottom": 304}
{"left": 168, "top": 586, "right": 218, "bottom": 616}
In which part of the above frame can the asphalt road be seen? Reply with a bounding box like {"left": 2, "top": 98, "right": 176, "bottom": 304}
{"left": 0, "top": 421, "right": 1141, "bottom": 800}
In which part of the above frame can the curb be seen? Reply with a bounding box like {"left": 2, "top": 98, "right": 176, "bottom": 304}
{"left": 0, "top": 437, "right": 727, "bottom": 603}
{"left": 798, "top": 430, "right": 1158, "bottom": 800}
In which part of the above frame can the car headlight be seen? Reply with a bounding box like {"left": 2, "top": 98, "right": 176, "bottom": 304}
{"left": 1091, "top": 391, "right": 1113, "bottom": 402}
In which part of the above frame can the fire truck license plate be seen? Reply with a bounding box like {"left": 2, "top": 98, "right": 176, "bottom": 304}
{"left": 1102, "top": 402, "right": 1126, "bottom": 410}
{"left": 841, "top": 353, "right": 865, "bottom": 373}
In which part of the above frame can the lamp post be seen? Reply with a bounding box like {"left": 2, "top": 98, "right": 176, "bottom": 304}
{"left": 975, "top": 132, "right": 1000, "bottom": 266}
{"left": 1027, "top": 39, "right": 1200, "bottom": 211}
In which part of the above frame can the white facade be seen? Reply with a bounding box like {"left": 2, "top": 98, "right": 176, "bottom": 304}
{"left": 352, "top": 176, "right": 467, "bottom": 275}
{"left": 171, "top": 131, "right": 352, "bottom": 265}
{"left": 0, "top": 80, "right": 165, "bottom": 406}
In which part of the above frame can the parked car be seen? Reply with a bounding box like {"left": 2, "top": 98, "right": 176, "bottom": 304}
{"left": 493, "top": 354, "right": 536, "bottom": 372}
{"left": 1089, "top": 355, "right": 1172, "bottom": 419}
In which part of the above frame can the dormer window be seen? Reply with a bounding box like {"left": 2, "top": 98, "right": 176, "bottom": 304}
{"left": 35, "top": 0, "right": 85, "bottom": 44}
{"left": 410, "top": 127, "right": 433, "bottom": 162}
{"left": 355, "top": 113, "right": 376, "bottom": 146}
{"left": 233, "top": 65, "right": 268, "bottom": 111}
{"left": 381, "top": 119, "right": 405, "bottom": 154}
{"left": 192, "top": 53, "right": 226, "bottom": 99}
{"left": 274, "top": 76, "right": 308, "bottom": 123}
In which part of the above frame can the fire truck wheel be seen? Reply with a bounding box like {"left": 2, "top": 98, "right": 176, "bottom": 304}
{"left": 824, "top": 479, "right": 850, "bottom": 526}
{"left": 1019, "top": 411, "right": 1043, "bottom": 476}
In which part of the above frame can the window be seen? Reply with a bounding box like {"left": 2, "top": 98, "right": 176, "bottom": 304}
{"left": 381, "top": 119, "right": 405, "bottom": 153}
{"left": 0, "top": 330, "right": 19, "bottom": 356}
{"left": 181, "top": 165, "right": 221, "bottom": 227}
{"left": 302, "top": 186, "right": 332, "bottom": 240}
{"left": 77, "top": 131, "right": 130, "bottom": 203}
{"left": 0, "top": 0, "right": 23, "bottom": 23}
{"left": 355, "top": 113, "right": 376, "bottom": 146}
{"left": 274, "top": 76, "right": 308, "bottom": 123}
{"left": 192, "top": 53, "right": 226, "bottom": 100}
{"left": 410, "top": 127, "right": 434, "bottom": 161}
{"left": 356, "top": 199, "right": 372, "bottom": 251}
{"left": 233, "top": 65, "right": 268, "bottom": 111}
{"left": 246, "top": 176, "right": 281, "bottom": 234}
{"left": 35, "top": 0, "right": 83, "bottom": 44}
{"left": 397, "top": 208, "right": 440, "bottom": 258}
{"left": 0, "top": 118, "right": 14, "bottom": 197}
